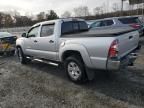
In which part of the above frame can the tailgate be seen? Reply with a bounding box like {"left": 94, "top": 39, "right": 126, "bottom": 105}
{"left": 117, "top": 30, "right": 139, "bottom": 58}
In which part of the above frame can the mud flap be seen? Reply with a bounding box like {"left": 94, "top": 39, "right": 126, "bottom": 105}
{"left": 85, "top": 67, "right": 95, "bottom": 81}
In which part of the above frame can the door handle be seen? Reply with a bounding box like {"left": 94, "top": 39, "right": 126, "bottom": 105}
{"left": 34, "top": 40, "right": 38, "bottom": 43}
{"left": 129, "top": 36, "right": 133, "bottom": 39}
{"left": 49, "top": 40, "right": 54, "bottom": 43}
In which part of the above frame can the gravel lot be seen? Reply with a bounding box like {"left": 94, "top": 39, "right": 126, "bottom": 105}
{"left": 0, "top": 38, "right": 144, "bottom": 108}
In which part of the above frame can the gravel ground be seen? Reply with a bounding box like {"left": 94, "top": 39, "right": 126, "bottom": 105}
{"left": 0, "top": 38, "right": 144, "bottom": 108}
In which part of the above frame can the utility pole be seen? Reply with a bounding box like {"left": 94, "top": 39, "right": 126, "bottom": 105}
{"left": 107, "top": 0, "right": 109, "bottom": 13}
{"left": 121, "top": 0, "right": 124, "bottom": 12}
{"left": 121, "top": 0, "right": 127, "bottom": 15}
{"left": 143, "top": 0, "right": 144, "bottom": 15}
{"left": 121, "top": 0, "right": 124, "bottom": 16}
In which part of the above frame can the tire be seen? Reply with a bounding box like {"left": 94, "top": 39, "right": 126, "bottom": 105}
{"left": 17, "top": 47, "right": 29, "bottom": 64}
{"left": 64, "top": 55, "right": 87, "bottom": 83}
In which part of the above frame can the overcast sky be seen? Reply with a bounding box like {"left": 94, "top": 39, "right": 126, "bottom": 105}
{"left": 0, "top": 0, "right": 128, "bottom": 16}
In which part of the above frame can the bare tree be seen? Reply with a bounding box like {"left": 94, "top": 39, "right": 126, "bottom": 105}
{"left": 93, "top": 6, "right": 104, "bottom": 15}
{"left": 3, "top": 14, "right": 14, "bottom": 27}
{"left": 112, "top": 3, "right": 120, "bottom": 12}
{"left": 93, "top": 7, "right": 101, "bottom": 15}
{"left": 61, "top": 11, "right": 71, "bottom": 18}
{"left": 101, "top": 3, "right": 107, "bottom": 13}
{"left": 73, "top": 6, "right": 90, "bottom": 17}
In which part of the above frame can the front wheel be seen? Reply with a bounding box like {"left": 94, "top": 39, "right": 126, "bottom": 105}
{"left": 64, "top": 55, "right": 87, "bottom": 83}
{"left": 17, "top": 47, "right": 29, "bottom": 64}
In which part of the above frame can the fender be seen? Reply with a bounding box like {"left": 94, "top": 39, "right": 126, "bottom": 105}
{"left": 16, "top": 38, "right": 26, "bottom": 52}
{"left": 59, "top": 43, "right": 93, "bottom": 68}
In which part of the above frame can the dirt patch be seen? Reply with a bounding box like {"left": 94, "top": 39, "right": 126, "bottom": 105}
{"left": 0, "top": 40, "right": 144, "bottom": 108}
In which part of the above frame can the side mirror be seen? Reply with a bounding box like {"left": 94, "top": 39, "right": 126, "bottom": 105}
{"left": 22, "top": 33, "right": 27, "bottom": 38}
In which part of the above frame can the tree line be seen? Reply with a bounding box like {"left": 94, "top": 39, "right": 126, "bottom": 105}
{"left": 0, "top": 10, "right": 59, "bottom": 28}
{"left": 0, "top": 2, "right": 144, "bottom": 28}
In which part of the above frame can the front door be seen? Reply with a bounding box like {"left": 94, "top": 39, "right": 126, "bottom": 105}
{"left": 25, "top": 25, "right": 40, "bottom": 56}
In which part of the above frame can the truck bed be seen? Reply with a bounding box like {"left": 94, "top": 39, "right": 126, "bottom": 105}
{"left": 61, "top": 27, "right": 139, "bottom": 69}
{"left": 61, "top": 27, "right": 137, "bottom": 37}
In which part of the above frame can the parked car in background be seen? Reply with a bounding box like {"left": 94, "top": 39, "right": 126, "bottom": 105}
{"left": 137, "top": 15, "right": 144, "bottom": 23}
{"left": 86, "top": 20, "right": 95, "bottom": 27}
{"left": 0, "top": 32, "right": 17, "bottom": 56}
{"left": 16, "top": 18, "right": 141, "bottom": 83}
{"left": 88, "top": 16, "right": 144, "bottom": 37}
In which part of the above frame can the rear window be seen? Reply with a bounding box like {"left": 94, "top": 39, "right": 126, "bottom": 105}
{"left": 61, "top": 21, "right": 88, "bottom": 35}
{"left": 118, "top": 17, "right": 140, "bottom": 24}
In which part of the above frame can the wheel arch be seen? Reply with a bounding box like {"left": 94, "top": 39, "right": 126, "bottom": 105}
{"left": 59, "top": 44, "right": 93, "bottom": 68}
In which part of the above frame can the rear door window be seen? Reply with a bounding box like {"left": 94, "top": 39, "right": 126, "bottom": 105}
{"left": 41, "top": 24, "right": 55, "bottom": 37}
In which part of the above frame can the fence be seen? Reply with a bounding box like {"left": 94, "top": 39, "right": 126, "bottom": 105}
{"left": 0, "top": 27, "right": 31, "bottom": 37}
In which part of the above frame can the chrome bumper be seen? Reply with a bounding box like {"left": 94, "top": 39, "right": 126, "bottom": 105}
{"left": 107, "top": 47, "right": 140, "bottom": 71}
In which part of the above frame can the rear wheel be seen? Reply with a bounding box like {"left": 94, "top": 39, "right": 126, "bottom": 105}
{"left": 64, "top": 55, "right": 87, "bottom": 83}
{"left": 17, "top": 47, "right": 30, "bottom": 64}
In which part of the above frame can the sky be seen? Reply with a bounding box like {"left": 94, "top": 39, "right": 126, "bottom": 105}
{"left": 0, "top": 0, "right": 128, "bottom": 16}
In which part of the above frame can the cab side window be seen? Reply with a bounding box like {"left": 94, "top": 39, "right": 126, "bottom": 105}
{"left": 27, "top": 26, "right": 40, "bottom": 38}
{"left": 41, "top": 24, "right": 55, "bottom": 37}
{"left": 61, "top": 22, "right": 73, "bottom": 34}
{"left": 61, "top": 21, "right": 88, "bottom": 35}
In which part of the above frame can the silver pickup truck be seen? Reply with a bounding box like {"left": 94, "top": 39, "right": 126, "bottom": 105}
{"left": 16, "top": 18, "right": 141, "bottom": 83}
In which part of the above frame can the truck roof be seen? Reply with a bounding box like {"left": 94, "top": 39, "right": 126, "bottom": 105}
{"left": 32, "top": 18, "right": 85, "bottom": 27}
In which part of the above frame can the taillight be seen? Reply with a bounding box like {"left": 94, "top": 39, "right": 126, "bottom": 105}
{"left": 108, "top": 39, "right": 119, "bottom": 58}
{"left": 130, "top": 24, "right": 141, "bottom": 29}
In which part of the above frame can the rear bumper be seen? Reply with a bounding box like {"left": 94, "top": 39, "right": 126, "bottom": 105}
{"left": 106, "top": 45, "right": 141, "bottom": 71}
